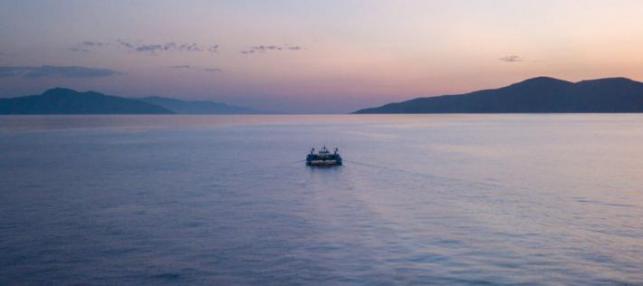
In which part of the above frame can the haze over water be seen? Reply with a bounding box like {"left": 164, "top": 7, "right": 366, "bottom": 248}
{"left": 1, "top": 115, "right": 642, "bottom": 285}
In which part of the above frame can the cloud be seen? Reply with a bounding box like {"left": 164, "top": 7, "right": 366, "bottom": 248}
{"left": 499, "top": 55, "right": 522, "bottom": 63}
{"left": 169, "top": 65, "right": 192, "bottom": 69}
{"left": 178, "top": 43, "right": 201, "bottom": 52}
{"left": 241, "top": 45, "right": 303, "bottom": 55}
{"left": 167, "top": 65, "right": 221, "bottom": 73}
{"left": 116, "top": 40, "right": 216, "bottom": 54}
{"left": 117, "top": 39, "right": 135, "bottom": 49}
{"left": 69, "top": 47, "right": 90, "bottom": 53}
{"left": 136, "top": 44, "right": 165, "bottom": 53}
{"left": 73, "top": 39, "right": 220, "bottom": 55}
{"left": 120, "top": 40, "right": 178, "bottom": 53}
{"left": 81, "top": 41, "right": 108, "bottom": 47}
{"left": 0, "top": 65, "right": 121, "bottom": 79}
{"left": 69, "top": 41, "right": 110, "bottom": 53}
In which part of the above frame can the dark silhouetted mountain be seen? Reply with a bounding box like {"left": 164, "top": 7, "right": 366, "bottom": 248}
{"left": 139, "top": 96, "right": 258, "bottom": 114}
{"left": 0, "top": 88, "right": 173, "bottom": 114}
{"left": 354, "top": 77, "right": 643, "bottom": 113}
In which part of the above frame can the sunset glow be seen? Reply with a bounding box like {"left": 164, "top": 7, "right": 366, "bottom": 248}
{"left": 2, "top": 0, "right": 643, "bottom": 112}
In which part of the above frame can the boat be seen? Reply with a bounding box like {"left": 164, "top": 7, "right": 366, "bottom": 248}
{"left": 306, "top": 146, "right": 342, "bottom": 166}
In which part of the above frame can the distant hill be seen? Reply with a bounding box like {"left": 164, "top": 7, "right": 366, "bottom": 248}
{"left": 0, "top": 88, "right": 259, "bottom": 115}
{"left": 354, "top": 77, "right": 643, "bottom": 113}
{"left": 0, "top": 88, "right": 172, "bottom": 114}
{"left": 139, "top": 96, "right": 258, "bottom": 114}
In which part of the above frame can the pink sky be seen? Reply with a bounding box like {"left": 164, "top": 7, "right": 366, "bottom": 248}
{"left": 1, "top": 0, "right": 643, "bottom": 113}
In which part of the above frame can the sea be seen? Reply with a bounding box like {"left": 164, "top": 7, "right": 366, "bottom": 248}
{"left": 1, "top": 115, "right": 642, "bottom": 285}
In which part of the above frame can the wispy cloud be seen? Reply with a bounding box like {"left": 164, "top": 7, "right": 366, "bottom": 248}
{"left": 69, "top": 47, "right": 90, "bottom": 53}
{"left": 168, "top": 65, "right": 222, "bottom": 73}
{"left": 69, "top": 41, "right": 110, "bottom": 53}
{"left": 241, "top": 45, "right": 303, "bottom": 55}
{"left": 118, "top": 40, "right": 218, "bottom": 54}
{"left": 70, "top": 40, "right": 219, "bottom": 55}
{"left": 499, "top": 55, "right": 522, "bottom": 63}
{"left": 169, "top": 65, "right": 193, "bottom": 69}
{"left": 82, "top": 41, "right": 109, "bottom": 47}
{"left": 177, "top": 43, "right": 201, "bottom": 52}
{"left": 135, "top": 44, "right": 165, "bottom": 53}
{"left": 117, "top": 39, "right": 135, "bottom": 49}
{"left": 0, "top": 65, "right": 121, "bottom": 78}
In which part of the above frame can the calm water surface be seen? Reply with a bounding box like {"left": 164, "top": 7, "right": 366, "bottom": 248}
{"left": 1, "top": 115, "right": 642, "bottom": 285}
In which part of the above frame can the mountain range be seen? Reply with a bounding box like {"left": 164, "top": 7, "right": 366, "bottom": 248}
{"left": 0, "top": 88, "right": 257, "bottom": 115}
{"left": 355, "top": 77, "right": 643, "bottom": 113}
{"left": 2, "top": 78, "right": 643, "bottom": 115}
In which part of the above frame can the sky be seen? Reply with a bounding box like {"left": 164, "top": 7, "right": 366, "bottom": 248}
{"left": 1, "top": 0, "right": 643, "bottom": 113}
